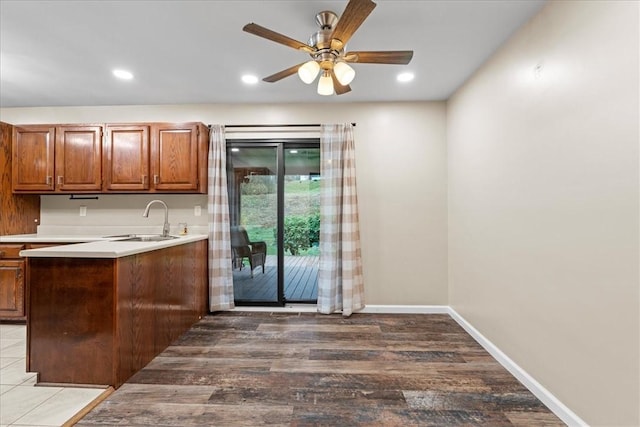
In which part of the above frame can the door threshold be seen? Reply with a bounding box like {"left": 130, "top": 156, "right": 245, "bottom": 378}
{"left": 231, "top": 304, "right": 317, "bottom": 313}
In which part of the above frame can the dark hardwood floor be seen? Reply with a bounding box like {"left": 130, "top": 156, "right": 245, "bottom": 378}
{"left": 77, "top": 312, "right": 565, "bottom": 426}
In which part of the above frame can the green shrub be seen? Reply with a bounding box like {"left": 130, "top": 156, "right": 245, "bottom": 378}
{"left": 283, "top": 213, "right": 320, "bottom": 255}
{"left": 283, "top": 216, "right": 308, "bottom": 256}
{"left": 308, "top": 213, "right": 320, "bottom": 246}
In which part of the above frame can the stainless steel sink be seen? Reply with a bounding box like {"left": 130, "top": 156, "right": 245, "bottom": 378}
{"left": 115, "top": 235, "right": 178, "bottom": 242}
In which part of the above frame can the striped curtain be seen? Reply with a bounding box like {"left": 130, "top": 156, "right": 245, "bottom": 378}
{"left": 317, "top": 123, "right": 365, "bottom": 317}
{"left": 207, "top": 125, "right": 235, "bottom": 311}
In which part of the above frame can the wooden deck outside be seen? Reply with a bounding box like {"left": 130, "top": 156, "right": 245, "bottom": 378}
{"left": 232, "top": 255, "right": 318, "bottom": 302}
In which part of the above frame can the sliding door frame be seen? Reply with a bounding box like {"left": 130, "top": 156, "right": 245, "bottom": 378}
{"left": 227, "top": 137, "right": 319, "bottom": 306}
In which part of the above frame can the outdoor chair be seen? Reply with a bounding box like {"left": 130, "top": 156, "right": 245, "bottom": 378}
{"left": 230, "top": 226, "right": 267, "bottom": 278}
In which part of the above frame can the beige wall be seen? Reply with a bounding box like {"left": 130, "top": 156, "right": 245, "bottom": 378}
{"left": 447, "top": 1, "right": 639, "bottom": 425}
{"left": 5, "top": 1, "right": 638, "bottom": 423}
{"left": 0, "top": 102, "right": 449, "bottom": 306}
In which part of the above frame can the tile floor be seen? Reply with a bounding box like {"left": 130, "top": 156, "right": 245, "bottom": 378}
{"left": 0, "top": 324, "right": 106, "bottom": 427}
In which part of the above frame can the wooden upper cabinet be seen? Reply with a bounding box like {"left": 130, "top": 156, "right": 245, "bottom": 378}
{"left": 55, "top": 125, "right": 102, "bottom": 192}
{"left": 11, "top": 121, "right": 208, "bottom": 194}
{"left": 13, "top": 124, "right": 102, "bottom": 193}
{"left": 103, "top": 123, "right": 207, "bottom": 193}
{"left": 103, "top": 124, "right": 150, "bottom": 191}
{"left": 0, "top": 122, "right": 40, "bottom": 235}
{"left": 151, "top": 123, "right": 201, "bottom": 191}
{"left": 12, "top": 125, "right": 55, "bottom": 191}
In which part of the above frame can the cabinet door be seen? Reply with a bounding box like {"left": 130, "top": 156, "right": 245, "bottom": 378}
{"left": 151, "top": 123, "right": 199, "bottom": 191}
{"left": 55, "top": 125, "right": 103, "bottom": 192}
{"left": 12, "top": 126, "right": 55, "bottom": 191}
{"left": 1, "top": 122, "right": 41, "bottom": 233}
{"left": 0, "top": 260, "right": 25, "bottom": 319}
{"left": 103, "top": 125, "right": 150, "bottom": 191}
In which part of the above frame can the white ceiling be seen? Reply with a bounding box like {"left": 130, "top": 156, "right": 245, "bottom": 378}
{"left": 0, "top": 0, "right": 545, "bottom": 108}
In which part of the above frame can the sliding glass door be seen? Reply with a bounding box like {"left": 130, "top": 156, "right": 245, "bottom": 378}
{"left": 282, "top": 146, "right": 320, "bottom": 302}
{"left": 227, "top": 140, "right": 319, "bottom": 305}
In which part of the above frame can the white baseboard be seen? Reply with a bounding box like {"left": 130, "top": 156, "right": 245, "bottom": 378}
{"left": 447, "top": 307, "right": 588, "bottom": 427}
{"left": 359, "top": 304, "right": 449, "bottom": 314}
{"left": 231, "top": 304, "right": 449, "bottom": 314}
{"left": 230, "top": 303, "right": 586, "bottom": 425}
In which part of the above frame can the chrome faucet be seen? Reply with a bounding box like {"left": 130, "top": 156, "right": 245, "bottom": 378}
{"left": 143, "top": 200, "right": 170, "bottom": 237}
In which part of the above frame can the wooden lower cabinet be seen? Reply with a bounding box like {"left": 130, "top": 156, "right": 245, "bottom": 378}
{"left": 27, "top": 240, "right": 207, "bottom": 388}
{"left": 0, "top": 243, "right": 69, "bottom": 322}
{"left": 0, "top": 244, "right": 27, "bottom": 321}
{"left": 0, "top": 258, "right": 25, "bottom": 320}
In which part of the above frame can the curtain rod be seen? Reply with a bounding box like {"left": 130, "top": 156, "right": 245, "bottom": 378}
{"left": 212, "top": 123, "right": 356, "bottom": 128}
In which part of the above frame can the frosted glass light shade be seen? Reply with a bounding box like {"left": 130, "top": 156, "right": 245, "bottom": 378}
{"left": 333, "top": 62, "right": 355, "bottom": 85}
{"left": 298, "top": 61, "right": 320, "bottom": 84}
{"left": 317, "top": 72, "right": 334, "bottom": 95}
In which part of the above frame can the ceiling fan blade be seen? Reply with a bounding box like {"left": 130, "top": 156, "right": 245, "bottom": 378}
{"left": 243, "top": 23, "right": 315, "bottom": 53}
{"left": 330, "top": 0, "right": 377, "bottom": 49}
{"left": 331, "top": 71, "right": 352, "bottom": 95}
{"left": 263, "top": 63, "right": 306, "bottom": 83}
{"left": 344, "top": 50, "right": 414, "bottom": 64}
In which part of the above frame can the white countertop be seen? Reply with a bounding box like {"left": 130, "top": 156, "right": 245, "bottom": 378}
{"left": 6, "top": 234, "right": 208, "bottom": 259}
{"left": 0, "top": 234, "right": 111, "bottom": 243}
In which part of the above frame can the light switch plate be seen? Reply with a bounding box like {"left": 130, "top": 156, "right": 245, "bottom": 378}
{"left": 79, "top": 206, "right": 87, "bottom": 216}
{"left": 194, "top": 205, "right": 201, "bottom": 216}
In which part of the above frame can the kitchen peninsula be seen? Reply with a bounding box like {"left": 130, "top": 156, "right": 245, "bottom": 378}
{"left": 19, "top": 235, "right": 208, "bottom": 388}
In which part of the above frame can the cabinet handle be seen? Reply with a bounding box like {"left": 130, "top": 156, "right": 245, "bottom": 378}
{"left": 57, "top": 176, "right": 64, "bottom": 185}
{"left": 154, "top": 175, "right": 159, "bottom": 184}
{"left": 46, "top": 176, "right": 52, "bottom": 185}
{"left": 141, "top": 175, "right": 147, "bottom": 185}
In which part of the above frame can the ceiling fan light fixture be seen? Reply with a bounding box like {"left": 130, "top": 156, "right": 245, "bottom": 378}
{"left": 298, "top": 60, "right": 320, "bottom": 84}
{"left": 334, "top": 61, "right": 355, "bottom": 85}
{"left": 317, "top": 71, "right": 334, "bottom": 95}
{"left": 242, "top": 0, "right": 413, "bottom": 96}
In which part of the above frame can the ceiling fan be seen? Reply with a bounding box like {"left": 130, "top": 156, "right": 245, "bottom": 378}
{"left": 242, "top": 0, "right": 413, "bottom": 96}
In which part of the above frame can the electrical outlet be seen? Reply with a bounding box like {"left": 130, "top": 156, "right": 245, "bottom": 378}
{"left": 79, "top": 206, "right": 87, "bottom": 217}
{"left": 194, "top": 205, "right": 201, "bottom": 216}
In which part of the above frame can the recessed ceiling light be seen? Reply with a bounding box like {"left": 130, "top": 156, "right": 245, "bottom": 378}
{"left": 242, "top": 75, "right": 259, "bottom": 85}
{"left": 113, "top": 69, "right": 133, "bottom": 80}
{"left": 231, "top": 148, "right": 240, "bottom": 152}
{"left": 289, "top": 150, "right": 298, "bottom": 154}
{"left": 397, "top": 72, "right": 414, "bottom": 83}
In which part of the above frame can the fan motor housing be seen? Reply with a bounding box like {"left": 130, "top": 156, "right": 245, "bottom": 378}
{"left": 315, "top": 11, "right": 338, "bottom": 30}
{"left": 309, "top": 10, "right": 344, "bottom": 68}
{"left": 309, "top": 29, "right": 333, "bottom": 50}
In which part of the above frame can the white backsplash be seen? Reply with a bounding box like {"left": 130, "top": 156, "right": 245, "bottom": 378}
{"left": 38, "top": 194, "right": 209, "bottom": 236}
